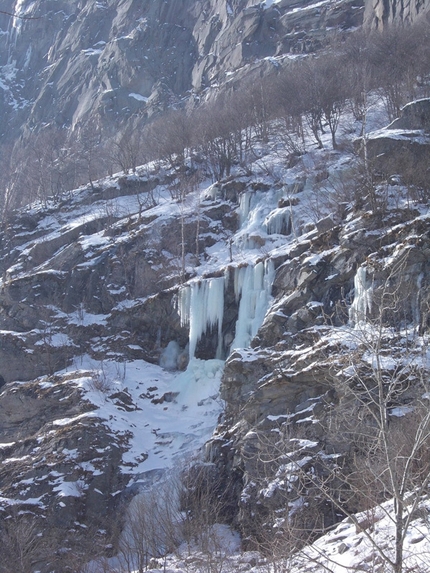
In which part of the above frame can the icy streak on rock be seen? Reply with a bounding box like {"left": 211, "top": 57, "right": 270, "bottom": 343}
{"left": 238, "top": 191, "right": 255, "bottom": 227}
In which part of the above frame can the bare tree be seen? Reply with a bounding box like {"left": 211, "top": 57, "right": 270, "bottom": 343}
{"left": 0, "top": 512, "right": 50, "bottom": 573}
{"left": 74, "top": 118, "right": 109, "bottom": 190}
{"left": 118, "top": 480, "right": 182, "bottom": 573}
{"left": 146, "top": 108, "right": 193, "bottom": 171}
{"left": 271, "top": 65, "right": 307, "bottom": 152}
{"left": 318, "top": 53, "right": 348, "bottom": 150}
{"left": 193, "top": 101, "right": 240, "bottom": 181}
{"left": 0, "top": 143, "right": 22, "bottom": 221}
{"left": 180, "top": 459, "right": 239, "bottom": 573}
{"left": 17, "top": 127, "right": 73, "bottom": 205}
{"left": 368, "top": 24, "right": 430, "bottom": 120}
{"left": 110, "top": 128, "right": 147, "bottom": 175}
{"left": 340, "top": 29, "right": 376, "bottom": 127}
{"left": 247, "top": 77, "right": 275, "bottom": 144}
{"left": 325, "top": 275, "right": 430, "bottom": 572}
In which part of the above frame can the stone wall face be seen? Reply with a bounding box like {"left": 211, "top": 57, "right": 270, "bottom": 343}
{"left": 2, "top": 0, "right": 429, "bottom": 149}
{"left": 364, "top": 0, "right": 430, "bottom": 27}
{"left": 1, "top": 0, "right": 365, "bottom": 145}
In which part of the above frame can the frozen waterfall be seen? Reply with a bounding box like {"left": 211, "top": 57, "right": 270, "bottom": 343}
{"left": 349, "top": 266, "right": 373, "bottom": 325}
{"left": 231, "top": 259, "right": 275, "bottom": 350}
{"left": 178, "top": 260, "right": 275, "bottom": 360}
{"left": 178, "top": 276, "right": 225, "bottom": 361}
{"left": 237, "top": 188, "right": 287, "bottom": 249}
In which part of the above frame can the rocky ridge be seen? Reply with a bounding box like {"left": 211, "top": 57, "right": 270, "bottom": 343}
{"left": 2, "top": 0, "right": 423, "bottom": 150}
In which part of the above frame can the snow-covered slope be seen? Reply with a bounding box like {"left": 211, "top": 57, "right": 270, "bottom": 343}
{"left": 131, "top": 494, "right": 430, "bottom": 573}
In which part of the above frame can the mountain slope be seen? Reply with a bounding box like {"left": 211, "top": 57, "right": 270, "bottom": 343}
{"left": 1, "top": 93, "right": 430, "bottom": 569}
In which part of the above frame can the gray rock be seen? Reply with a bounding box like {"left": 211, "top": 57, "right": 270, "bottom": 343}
{"left": 364, "top": 0, "right": 430, "bottom": 27}
{"left": 0, "top": 372, "right": 127, "bottom": 568}
{"left": 359, "top": 100, "right": 430, "bottom": 181}
{"left": 0, "top": 0, "right": 367, "bottom": 153}
{"left": 389, "top": 98, "right": 430, "bottom": 131}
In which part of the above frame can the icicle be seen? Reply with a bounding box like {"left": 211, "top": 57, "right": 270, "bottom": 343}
{"left": 178, "top": 286, "right": 191, "bottom": 327}
{"left": 349, "top": 266, "right": 373, "bottom": 325}
{"left": 178, "top": 277, "right": 225, "bottom": 360}
{"left": 238, "top": 191, "right": 255, "bottom": 226}
{"left": 263, "top": 207, "right": 292, "bottom": 236}
{"left": 231, "top": 259, "right": 275, "bottom": 350}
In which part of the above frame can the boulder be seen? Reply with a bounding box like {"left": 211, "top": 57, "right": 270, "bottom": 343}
{"left": 389, "top": 98, "right": 430, "bottom": 131}
{"left": 362, "top": 100, "right": 430, "bottom": 181}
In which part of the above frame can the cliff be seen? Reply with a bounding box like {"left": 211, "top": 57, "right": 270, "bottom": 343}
{"left": 364, "top": 0, "right": 430, "bottom": 27}
{"left": 0, "top": 0, "right": 364, "bottom": 146}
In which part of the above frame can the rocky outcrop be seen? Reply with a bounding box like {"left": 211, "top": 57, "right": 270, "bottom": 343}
{"left": 389, "top": 98, "right": 430, "bottom": 131}
{"left": 364, "top": 0, "right": 430, "bottom": 27}
{"left": 365, "top": 98, "right": 430, "bottom": 182}
{"left": 0, "top": 371, "right": 127, "bottom": 568}
{"left": 208, "top": 204, "right": 430, "bottom": 540}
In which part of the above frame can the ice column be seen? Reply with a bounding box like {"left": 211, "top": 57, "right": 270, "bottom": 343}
{"left": 231, "top": 259, "right": 275, "bottom": 350}
{"left": 238, "top": 191, "right": 255, "bottom": 227}
{"left": 349, "top": 266, "right": 373, "bottom": 325}
{"left": 178, "top": 277, "right": 225, "bottom": 360}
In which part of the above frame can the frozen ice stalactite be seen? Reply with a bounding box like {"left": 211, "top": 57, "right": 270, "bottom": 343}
{"left": 263, "top": 207, "right": 292, "bottom": 236}
{"left": 231, "top": 259, "right": 275, "bottom": 350}
{"left": 238, "top": 191, "right": 256, "bottom": 227}
{"left": 349, "top": 266, "right": 373, "bottom": 325}
{"left": 178, "top": 259, "right": 275, "bottom": 360}
{"left": 178, "top": 276, "right": 225, "bottom": 360}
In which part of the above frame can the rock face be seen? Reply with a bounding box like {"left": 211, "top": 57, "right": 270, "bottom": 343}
{"left": 365, "top": 98, "right": 430, "bottom": 181}
{"left": 0, "top": 371, "right": 127, "bottom": 568}
{"left": 364, "top": 0, "right": 430, "bottom": 27}
{"left": 0, "top": 173, "right": 182, "bottom": 382}
{"left": 2, "top": 0, "right": 428, "bottom": 186}
{"left": 212, "top": 207, "right": 430, "bottom": 539}
{"left": 389, "top": 98, "right": 430, "bottom": 131}
{"left": 1, "top": 0, "right": 366, "bottom": 146}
